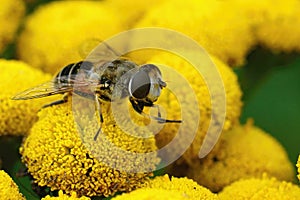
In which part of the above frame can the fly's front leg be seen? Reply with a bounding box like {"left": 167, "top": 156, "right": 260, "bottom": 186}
{"left": 42, "top": 93, "right": 69, "bottom": 109}
{"left": 151, "top": 104, "right": 165, "bottom": 123}
{"left": 152, "top": 104, "right": 182, "bottom": 123}
{"left": 152, "top": 104, "right": 162, "bottom": 118}
{"left": 94, "top": 93, "right": 104, "bottom": 141}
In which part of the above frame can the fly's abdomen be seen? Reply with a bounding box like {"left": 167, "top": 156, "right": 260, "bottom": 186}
{"left": 54, "top": 61, "right": 93, "bottom": 88}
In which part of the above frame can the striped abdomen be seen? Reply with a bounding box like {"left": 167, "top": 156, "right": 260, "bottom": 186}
{"left": 54, "top": 61, "right": 93, "bottom": 87}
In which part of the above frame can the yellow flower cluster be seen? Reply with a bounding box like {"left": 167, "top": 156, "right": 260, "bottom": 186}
{"left": 138, "top": 174, "right": 219, "bottom": 200}
{"left": 132, "top": 0, "right": 300, "bottom": 64}
{"left": 145, "top": 52, "right": 242, "bottom": 164}
{"left": 0, "top": 170, "right": 25, "bottom": 200}
{"left": 183, "top": 121, "right": 294, "bottom": 192}
{"left": 17, "top": 1, "right": 126, "bottom": 74}
{"left": 15, "top": 0, "right": 300, "bottom": 74}
{"left": 20, "top": 102, "right": 160, "bottom": 197}
{"left": 42, "top": 190, "right": 90, "bottom": 200}
{"left": 5, "top": 0, "right": 299, "bottom": 198}
{"left": 134, "top": 0, "right": 255, "bottom": 66}
{"left": 0, "top": 59, "right": 52, "bottom": 136}
{"left": 218, "top": 175, "right": 300, "bottom": 200}
{"left": 0, "top": 0, "right": 25, "bottom": 53}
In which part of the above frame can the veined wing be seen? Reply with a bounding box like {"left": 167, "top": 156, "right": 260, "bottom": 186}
{"left": 81, "top": 39, "right": 122, "bottom": 64}
{"left": 11, "top": 81, "right": 73, "bottom": 100}
{"left": 12, "top": 66, "right": 98, "bottom": 101}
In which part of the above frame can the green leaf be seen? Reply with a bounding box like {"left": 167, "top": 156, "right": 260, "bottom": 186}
{"left": 0, "top": 136, "right": 39, "bottom": 199}
{"left": 239, "top": 53, "right": 300, "bottom": 163}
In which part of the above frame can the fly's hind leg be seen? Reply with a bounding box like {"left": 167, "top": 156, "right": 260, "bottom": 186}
{"left": 93, "top": 93, "right": 104, "bottom": 141}
{"left": 42, "top": 93, "right": 69, "bottom": 109}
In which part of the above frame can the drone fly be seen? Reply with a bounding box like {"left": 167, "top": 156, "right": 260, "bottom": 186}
{"left": 12, "top": 43, "right": 182, "bottom": 140}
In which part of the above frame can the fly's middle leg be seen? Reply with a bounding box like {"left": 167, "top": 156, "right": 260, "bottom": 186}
{"left": 42, "top": 93, "right": 69, "bottom": 109}
{"left": 94, "top": 94, "right": 104, "bottom": 141}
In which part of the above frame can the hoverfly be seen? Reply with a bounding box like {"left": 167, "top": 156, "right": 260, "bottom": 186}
{"left": 12, "top": 42, "right": 181, "bottom": 140}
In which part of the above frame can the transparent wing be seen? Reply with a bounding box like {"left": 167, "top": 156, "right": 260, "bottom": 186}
{"left": 11, "top": 73, "right": 94, "bottom": 100}
{"left": 80, "top": 38, "right": 122, "bottom": 64}
{"left": 11, "top": 81, "right": 73, "bottom": 100}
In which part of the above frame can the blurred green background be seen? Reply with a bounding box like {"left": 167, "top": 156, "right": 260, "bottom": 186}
{"left": 237, "top": 47, "right": 300, "bottom": 164}
{"left": 0, "top": 0, "right": 299, "bottom": 199}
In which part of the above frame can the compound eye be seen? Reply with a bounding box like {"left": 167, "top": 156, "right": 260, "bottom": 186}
{"left": 130, "top": 70, "right": 151, "bottom": 99}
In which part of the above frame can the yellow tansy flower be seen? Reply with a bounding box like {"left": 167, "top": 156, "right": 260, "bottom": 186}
{"left": 134, "top": 0, "right": 255, "bottom": 66}
{"left": 0, "top": 59, "right": 52, "bottom": 136}
{"left": 145, "top": 52, "right": 242, "bottom": 164}
{"left": 140, "top": 174, "right": 218, "bottom": 200}
{"left": 0, "top": 170, "right": 25, "bottom": 200}
{"left": 42, "top": 190, "right": 90, "bottom": 200}
{"left": 17, "top": 1, "right": 126, "bottom": 74}
{"left": 185, "top": 121, "right": 295, "bottom": 192}
{"left": 0, "top": 0, "right": 25, "bottom": 54}
{"left": 218, "top": 175, "right": 300, "bottom": 200}
{"left": 20, "top": 101, "right": 160, "bottom": 197}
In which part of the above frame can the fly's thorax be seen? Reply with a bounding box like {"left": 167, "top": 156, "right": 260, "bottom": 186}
{"left": 93, "top": 59, "right": 139, "bottom": 102}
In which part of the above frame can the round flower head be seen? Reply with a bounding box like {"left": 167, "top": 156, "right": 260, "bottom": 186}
{"left": 0, "top": 59, "right": 52, "bottom": 136}
{"left": 144, "top": 51, "right": 242, "bottom": 165}
{"left": 42, "top": 190, "right": 90, "bottom": 200}
{"left": 0, "top": 170, "right": 25, "bottom": 200}
{"left": 134, "top": 0, "right": 255, "bottom": 66}
{"left": 218, "top": 174, "right": 300, "bottom": 200}
{"left": 20, "top": 101, "right": 160, "bottom": 197}
{"left": 185, "top": 120, "right": 295, "bottom": 192}
{"left": 17, "top": 1, "right": 126, "bottom": 74}
{"left": 0, "top": 0, "right": 25, "bottom": 54}
{"left": 140, "top": 174, "right": 218, "bottom": 200}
